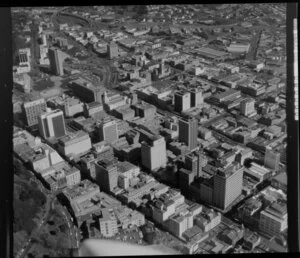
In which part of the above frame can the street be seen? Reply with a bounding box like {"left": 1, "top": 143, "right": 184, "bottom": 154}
{"left": 57, "top": 203, "right": 80, "bottom": 249}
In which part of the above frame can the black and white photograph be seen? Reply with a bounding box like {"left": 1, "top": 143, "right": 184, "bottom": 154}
{"left": 2, "top": 3, "right": 298, "bottom": 257}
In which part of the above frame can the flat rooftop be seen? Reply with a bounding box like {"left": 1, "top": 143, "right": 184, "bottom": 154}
{"left": 196, "top": 47, "right": 228, "bottom": 57}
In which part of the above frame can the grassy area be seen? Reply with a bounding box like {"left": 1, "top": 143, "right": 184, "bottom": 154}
{"left": 14, "top": 177, "right": 47, "bottom": 234}
{"left": 13, "top": 158, "right": 47, "bottom": 256}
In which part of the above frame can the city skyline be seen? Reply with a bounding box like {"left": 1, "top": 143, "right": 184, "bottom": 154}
{"left": 11, "top": 4, "right": 289, "bottom": 257}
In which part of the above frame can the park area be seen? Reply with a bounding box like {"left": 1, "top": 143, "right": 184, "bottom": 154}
{"left": 26, "top": 208, "right": 72, "bottom": 258}
{"left": 13, "top": 158, "right": 47, "bottom": 257}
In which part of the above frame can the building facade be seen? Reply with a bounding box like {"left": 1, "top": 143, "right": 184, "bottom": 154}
{"left": 259, "top": 202, "right": 287, "bottom": 236}
{"left": 189, "top": 88, "right": 203, "bottom": 107}
{"left": 174, "top": 91, "right": 191, "bottom": 112}
{"left": 141, "top": 136, "right": 167, "bottom": 171}
{"left": 23, "top": 98, "right": 47, "bottom": 126}
{"left": 95, "top": 159, "right": 119, "bottom": 193}
{"left": 264, "top": 147, "right": 280, "bottom": 171}
{"left": 179, "top": 117, "right": 198, "bottom": 151}
{"left": 70, "top": 78, "right": 103, "bottom": 103}
{"left": 240, "top": 98, "right": 256, "bottom": 116}
{"left": 97, "top": 119, "right": 119, "bottom": 143}
{"left": 48, "top": 47, "right": 64, "bottom": 76}
{"left": 58, "top": 131, "right": 92, "bottom": 158}
{"left": 213, "top": 165, "right": 243, "bottom": 210}
{"left": 38, "top": 109, "right": 66, "bottom": 139}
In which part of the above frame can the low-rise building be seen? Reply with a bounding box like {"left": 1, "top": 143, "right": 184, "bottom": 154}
{"left": 218, "top": 225, "right": 244, "bottom": 246}
{"left": 83, "top": 102, "right": 104, "bottom": 118}
{"left": 166, "top": 211, "right": 194, "bottom": 238}
{"left": 271, "top": 172, "right": 287, "bottom": 193}
{"left": 194, "top": 209, "right": 221, "bottom": 232}
{"left": 57, "top": 130, "right": 92, "bottom": 159}
{"left": 243, "top": 232, "right": 261, "bottom": 250}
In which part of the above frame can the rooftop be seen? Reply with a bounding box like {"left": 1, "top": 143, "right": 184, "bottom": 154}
{"left": 272, "top": 172, "right": 287, "bottom": 186}
{"left": 196, "top": 47, "right": 228, "bottom": 57}
{"left": 58, "top": 130, "right": 89, "bottom": 145}
{"left": 116, "top": 161, "right": 138, "bottom": 173}
{"left": 182, "top": 225, "right": 203, "bottom": 239}
{"left": 265, "top": 201, "right": 287, "bottom": 216}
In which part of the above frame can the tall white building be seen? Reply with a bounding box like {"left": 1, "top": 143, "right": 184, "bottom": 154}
{"left": 41, "top": 33, "right": 47, "bottom": 46}
{"left": 39, "top": 45, "right": 49, "bottom": 65}
{"left": 97, "top": 119, "right": 119, "bottom": 143}
{"left": 264, "top": 147, "right": 280, "bottom": 170}
{"left": 213, "top": 165, "right": 244, "bottom": 210}
{"left": 38, "top": 109, "right": 66, "bottom": 139}
{"left": 141, "top": 135, "right": 167, "bottom": 171}
{"left": 240, "top": 98, "right": 256, "bottom": 117}
{"left": 259, "top": 201, "right": 287, "bottom": 236}
{"left": 189, "top": 88, "right": 203, "bottom": 107}
{"left": 174, "top": 91, "right": 191, "bottom": 113}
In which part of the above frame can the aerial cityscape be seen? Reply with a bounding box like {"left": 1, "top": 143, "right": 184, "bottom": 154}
{"left": 12, "top": 4, "right": 287, "bottom": 257}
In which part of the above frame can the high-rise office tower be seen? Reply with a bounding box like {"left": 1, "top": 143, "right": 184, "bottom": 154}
{"left": 174, "top": 91, "right": 191, "bottom": 113}
{"left": 23, "top": 98, "right": 47, "bottom": 126}
{"left": 185, "top": 153, "right": 198, "bottom": 174}
{"left": 48, "top": 47, "right": 64, "bottom": 76}
{"left": 159, "top": 59, "right": 165, "bottom": 76}
{"left": 141, "top": 135, "right": 167, "bottom": 171}
{"left": 130, "top": 92, "right": 138, "bottom": 105}
{"left": 70, "top": 78, "right": 103, "bottom": 103}
{"left": 213, "top": 164, "right": 243, "bottom": 210}
{"left": 95, "top": 159, "right": 118, "bottom": 192}
{"left": 240, "top": 98, "right": 256, "bottom": 116}
{"left": 189, "top": 88, "right": 203, "bottom": 107}
{"left": 30, "top": 20, "right": 40, "bottom": 60}
{"left": 264, "top": 147, "right": 280, "bottom": 170}
{"left": 97, "top": 119, "right": 119, "bottom": 143}
{"left": 179, "top": 117, "right": 198, "bottom": 151}
{"left": 41, "top": 33, "right": 47, "bottom": 46}
{"left": 179, "top": 168, "right": 195, "bottom": 192}
{"left": 196, "top": 151, "right": 208, "bottom": 178}
{"left": 107, "top": 41, "right": 119, "bottom": 59}
{"left": 259, "top": 201, "right": 287, "bottom": 236}
{"left": 38, "top": 109, "right": 66, "bottom": 139}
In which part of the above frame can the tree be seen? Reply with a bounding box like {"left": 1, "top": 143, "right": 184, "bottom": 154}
{"left": 56, "top": 235, "right": 70, "bottom": 250}
{"left": 59, "top": 224, "right": 67, "bottom": 233}
{"left": 44, "top": 234, "right": 56, "bottom": 248}
{"left": 14, "top": 230, "right": 28, "bottom": 252}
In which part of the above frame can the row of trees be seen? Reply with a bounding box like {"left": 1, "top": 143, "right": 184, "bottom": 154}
{"left": 14, "top": 158, "right": 47, "bottom": 235}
